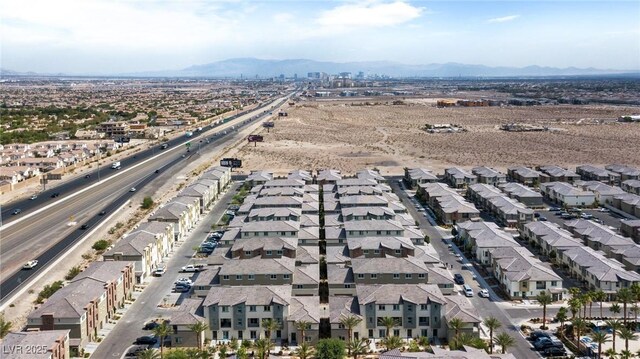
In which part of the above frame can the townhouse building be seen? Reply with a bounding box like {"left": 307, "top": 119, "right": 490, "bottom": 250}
{"left": 498, "top": 182, "right": 545, "bottom": 208}
{"left": 577, "top": 181, "right": 626, "bottom": 205}
{"left": 621, "top": 220, "right": 640, "bottom": 243}
{"left": 539, "top": 182, "right": 596, "bottom": 208}
{"left": 148, "top": 199, "right": 199, "bottom": 240}
{"left": 356, "top": 169, "right": 386, "bottom": 183}
{"left": 611, "top": 193, "right": 640, "bottom": 217}
{"left": 169, "top": 298, "right": 206, "bottom": 348}
{"left": 1, "top": 330, "right": 70, "bottom": 359}
{"left": 576, "top": 165, "right": 621, "bottom": 186}
{"left": 537, "top": 165, "right": 581, "bottom": 184}
{"left": 606, "top": 164, "right": 640, "bottom": 181}
{"left": 443, "top": 168, "right": 477, "bottom": 189}
{"left": 467, "top": 184, "right": 534, "bottom": 227}
{"left": 179, "top": 180, "right": 218, "bottom": 212}
{"left": 287, "top": 169, "right": 313, "bottom": 183}
{"left": 246, "top": 170, "right": 273, "bottom": 187}
{"left": 456, "top": 221, "right": 519, "bottom": 265}
{"left": 471, "top": 166, "right": 506, "bottom": 186}
{"left": 317, "top": 169, "right": 342, "bottom": 184}
{"left": 622, "top": 180, "right": 640, "bottom": 195}
{"left": 507, "top": 166, "right": 545, "bottom": 186}
{"left": 404, "top": 168, "right": 439, "bottom": 189}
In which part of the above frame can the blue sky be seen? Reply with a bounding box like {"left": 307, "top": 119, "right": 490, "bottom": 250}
{"left": 1, "top": 0, "right": 639, "bottom": 74}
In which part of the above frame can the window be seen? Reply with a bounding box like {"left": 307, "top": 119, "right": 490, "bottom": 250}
{"left": 420, "top": 304, "right": 429, "bottom": 311}
{"left": 551, "top": 281, "right": 558, "bottom": 286}
{"left": 175, "top": 337, "right": 183, "bottom": 344}
{"left": 407, "top": 305, "right": 413, "bottom": 312}
{"left": 270, "top": 274, "right": 277, "bottom": 280}
{"left": 281, "top": 232, "right": 287, "bottom": 236}
{"left": 421, "top": 329, "right": 429, "bottom": 337}
{"left": 250, "top": 331, "right": 257, "bottom": 339}
{"left": 368, "top": 330, "right": 374, "bottom": 338}
{"left": 344, "top": 284, "right": 352, "bottom": 288}
{"left": 393, "top": 274, "right": 400, "bottom": 279}
{"left": 236, "top": 275, "right": 243, "bottom": 280}
{"left": 393, "top": 304, "right": 400, "bottom": 311}
{"left": 296, "top": 284, "right": 304, "bottom": 289}
{"left": 266, "top": 250, "right": 273, "bottom": 256}
{"left": 371, "top": 274, "right": 377, "bottom": 279}
{"left": 418, "top": 273, "right": 426, "bottom": 279}
{"left": 357, "top": 274, "right": 365, "bottom": 279}
{"left": 223, "top": 331, "right": 229, "bottom": 340}
{"left": 395, "top": 250, "right": 401, "bottom": 255}
{"left": 379, "top": 329, "right": 386, "bottom": 337}
{"left": 237, "top": 319, "right": 243, "bottom": 326}
{"left": 407, "top": 317, "right": 413, "bottom": 324}
{"left": 221, "top": 306, "right": 229, "bottom": 313}
{"left": 277, "top": 250, "right": 283, "bottom": 255}
{"left": 376, "top": 231, "right": 382, "bottom": 235}
{"left": 419, "top": 317, "right": 429, "bottom": 326}
{"left": 263, "top": 232, "right": 269, "bottom": 236}
{"left": 283, "top": 274, "right": 290, "bottom": 280}
{"left": 248, "top": 274, "right": 255, "bottom": 280}
{"left": 264, "top": 306, "right": 271, "bottom": 312}
{"left": 221, "top": 319, "right": 231, "bottom": 328}
{"left": 237, "top": 307, "right": 243, "bottom": 313}
{"left": 374, "top": 249, "right": 380, "bottom": 255}
{"left": 338, "top": 323, "right": 345, "bottom": 329}
{"left": 244, "top": 251, "right": 251, "bottom": 256}
{"left": 405, "top": 274, "right": 412, "bottom": 279}
{"left": 249, "top": 306, "right": 256, "bottom": 312}
{"left": 290, "top": 231, "right": 296, "bottom": 236}
{"left": 223, "top": 275, "right": 230, "bottom": 280}
{"left": 536, "top": 281, "right": 547, "bottom": 290}
{"left": 378, "top": 305, "right": 386, "bottom": 310}
{"left": 393, "top": 329, "right": 400, "bottom": 337}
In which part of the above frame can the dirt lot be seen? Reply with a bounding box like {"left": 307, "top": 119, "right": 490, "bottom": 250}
{"left": 235, "top": 100, "right": 640, "bottom": 175}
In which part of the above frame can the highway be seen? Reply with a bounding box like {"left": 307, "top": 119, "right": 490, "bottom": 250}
{"left": 0, "top": 92, "right": 293, "bottom": 303}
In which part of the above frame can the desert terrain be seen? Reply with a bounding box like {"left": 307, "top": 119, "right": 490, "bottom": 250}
{"left": 235, "top": 100, "right": 640, "bottom": 175}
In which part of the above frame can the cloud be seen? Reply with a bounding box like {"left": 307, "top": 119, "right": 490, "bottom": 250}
{"left": 487, "top": 15, "right": 520, "bottom": 23}
{"left": 317, "top": 1, "right": 424, "bottom": 28}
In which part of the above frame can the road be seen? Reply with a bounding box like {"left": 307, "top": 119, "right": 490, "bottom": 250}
{"left": 0, "top": 93, "right": 293, "bottom": 303}
{"left": 92, "top": 182, "right": 239, "bottom": 358}
{"left": 387, "top": 177, "right": 539, "bottom": 359}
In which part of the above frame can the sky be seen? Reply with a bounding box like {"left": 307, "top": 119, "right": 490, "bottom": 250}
{"left": 1, "top": 0, "right": 639, "bottom": 74}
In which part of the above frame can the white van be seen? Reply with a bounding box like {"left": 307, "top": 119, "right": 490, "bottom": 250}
{"left": 463, "top": 284, "right": 474, "bottom": 297}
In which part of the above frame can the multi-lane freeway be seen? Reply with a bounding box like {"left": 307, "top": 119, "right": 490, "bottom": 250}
{"left": 0, "top": 92, "right": 294, "bottom": 304}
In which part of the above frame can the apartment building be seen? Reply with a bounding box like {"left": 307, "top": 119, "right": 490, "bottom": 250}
{"left": 577, "top": 181, "right": 626, "bottom": 205}
{"left": 467, "top": 184, "right": 534, "bottom": 227}
{"left": 539, "top": 182, "right": 596, "bottom": 208}
{"left": 471, "top": 166, "right": 506, "bottom": 186}
{"left": 456, "top": 221, "right": 519, "bottom": 265}
{"left": 148, "top": 198, "right": 201, "bottom": 240}
{"left": 287, "top": 170, "right": 313, "bottom": 183}
{"left": 404, "top": 168, "right": 438, "bottom": 189}
{"left": 317, "top": 169, "right": 342, "bottom": 184}
{"left": 246, "top": 170, "right": 273, "bottom": 187}
{"left": 621, "top": 220, "right": 640, "bottom": 243}
{"left": 444, "top": 168, "right": 477, "bottom": 189}
{"left": 611, "top": 193, "right": 640, "bottom": 217}
{"left": 0, "top": 330, "right": 70, "bottom": 359}
{"left": 179, "top": 180, "right": 219, "bottom": 212}
{"left": 170, "top": 298, "right": 206, "bottom": 348}
{"left": 576, "top": 165, "right": 621, "bottom": 186}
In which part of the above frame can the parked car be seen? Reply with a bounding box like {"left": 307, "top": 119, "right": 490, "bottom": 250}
{"left": 181, "top": 265, "right": 200, "bottom": 273}
{"left": 23, "top": 260, "right": 39, "bottom": 269}
{"left": 134, "top": 336, "right": 158, "bottom": 345}
{"left": 174, "top": 284, "right": 191, "bottom": 293}
{"left": 85, "top": 174, "right": 91, "bottom": 178}
{"left": 51, "top": 192, "right": 60, "bottom": 198}
{"left": 543, "top": 346, "right": 566, "bottom": 357}
{"left": 143, "top": 321, "right": 160, "bottom": 330}
{"left": 528, "top": 331, "right": 551, "bottom": 341}
{"left": 80, "top": 224, "right": 89, "bottom": 230}
{"left": 30, "top": 194, "right": 38, "bottom": 200}
{"left": 598, "top": 208, "right": 610, "bottom": 213}
{"left": 549, "top": 207, "right": 561, "bottom": 212}
{"left": 153, "top": 266, "right": 166, "bottom": 277}
{"left": 175, "top": 278, "right": 193, "bottom": 286}
{"left": 534, "top": 337, "right": 563, "bottom": 350}
{"left": 99, "top": 210, "right": 107, "bottom": 216}
{"left": 130, "top": 187, "right": 136, "bottom": 192}
{"left": 538, "top": 216, "right": 548, "bottom": 221}
{"left": 580, "top": 213, "right": 594, "bottom": 219}
{"left": 534, "top": 212, "right": 541, "bottom": 218}
{"left": 478, "top": 289, "right": 490, "bottom": 298}
{"left": 454, "top": 273, "right": 465, "bottom": 285}
{"left": 12, "top": 209, "right": 22, "bottom": 215}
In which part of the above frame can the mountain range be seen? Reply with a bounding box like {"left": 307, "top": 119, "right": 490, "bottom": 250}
{"left": 2, "top": 58, "right": 636, "bottom": 78}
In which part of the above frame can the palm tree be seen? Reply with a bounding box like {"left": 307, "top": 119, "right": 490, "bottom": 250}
{"left": 582, "top": 292, "right": 592, "bottom": 318}
{"left": 591, "top": 331, "right": 610, "bottom": 359}
{"left": 619, "top": 349, "right": 634, "bottom": 359}
{"left": 605, "top": 319, "right": 623, "bottom": 354}
{"left": 536, "top": 292, "right": 553, "bottom": 329}
{"left": 378, "top": 317, "right": 399, "bottom": 338}
{"left": 152, "top": 322, "right": 171, "bottom": 359}
{"left": 493, "top": 333, "right": 515, "bottom": 354}
{"left": 340, "top": 315, "right": 363, "bottom": 344}
{"left": 137, "top": 349, "right": 161, "bottom": 359}
{"left": 347, "top": 338, "right": 368, "bottom": 359}
{"left": 448, "top": 318, "right": 464, "bottom": 345}
{"left": 253, "top": 338, "right": 274, "bottom": 359}
{"left": 261, "top": 318, "right": 282, "bottom": 343}
{"left": 632, "top": 303, "right": 640, "bottom": 325}
{"left": 381, "top": 336, "right": 403, "bottom": 351}
{"left": 294, "top": 320, "right": 311, "bottom": 344}
{"left": 556, "top": 307, "right": 568, "bottom": 336}
{"left": 605, "top": 348, "right": 617, "bottom": 358}
{"left": 219, "top": 343, "right": 228, "bottom": 359}
{"left": 294, "top": 342, "right": 314, "bottom": 359}
{"left": 572, "top": 318, "right": 588, "bottom": 349}
{"left": 618, "top": 288, "right": 634, "bottom": 325}
{"left": 453, "top": 333, "right": 487, "bottom": 351}
{"left": 0, "top": 313, "right": 12, "bottom": 339}
{"left": 188, "top": 321, "right": 208, "bottom": 351}
{"left": 569, "top": 297, "right": 582, "bottom": 319}
{"left": 236, "top": 346, "right": 248, "bottom": 359}
{"left": 593, "top": 290, "right": 607, "bottom": 318}
{"left": 617, "top": 327, "right": 638, "bottom": 352}
{"left": 483, "top": 317, "right": 502, "bottom": 354}
{"left": 611, "top": 303, "right": 622, "bottom": 318}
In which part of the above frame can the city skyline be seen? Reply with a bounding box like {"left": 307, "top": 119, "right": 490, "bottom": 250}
{"left": 1, "top": 0, "right": 640, "bottom": 74}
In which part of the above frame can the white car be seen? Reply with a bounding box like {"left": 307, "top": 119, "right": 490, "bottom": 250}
{"left": 30, "top": 194, "right": 38, "bottom": 200}
{"left": 181, "top": 265, "right": 200, "bottom": 273}
{"left": 598, "top": 208, "right": 610, "bottom": 213}
{"left": 153, "top": 266, "right": 166, "bottom": 276}
{"left": 175, "top": 278, "right": 193, "bottom": 286}
{"left": 23, "top": 260, "right": 39, "bottom": 269}
{"left": 130, "top": 187, "right": 136, "bottom": 192}
{"left": 479, "top": 289, "right": 490, "bottom": 298}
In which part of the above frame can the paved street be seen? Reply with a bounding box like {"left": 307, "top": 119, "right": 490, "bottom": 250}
{"left": 91, "top": 182, "right": 239, "bottom": 358}
{"left": 388, "top": 178, "right": 538, "bottom": 359}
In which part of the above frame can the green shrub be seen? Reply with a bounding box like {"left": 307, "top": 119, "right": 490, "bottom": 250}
{"left": 65, "top": 266, "right": 82, "bottom": 280}
{"left": 92, "top": 240, "right": 111, "bottom": 251}
{"left": 141, "top": 196, "right": 154, "bottom": 209}
{"left": 36, "top": 281, "right": 64, "bottom": 303}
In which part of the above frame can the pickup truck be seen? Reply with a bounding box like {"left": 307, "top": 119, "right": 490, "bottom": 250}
{"left": 181, "top": 265, "right": 200, "bottom": 273}
{"left": 111, "top": 161, "right": 121, "bottom": 169}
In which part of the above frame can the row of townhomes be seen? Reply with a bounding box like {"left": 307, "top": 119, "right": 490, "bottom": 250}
{"left": 466, "top": 184, "right": 534, "bottom": 228}
{"left": 0, "top": 141, "right": 122, "bottom": 188}
{"left": 19, "top": 166, "right": 232, "bottom": 356}
{"left": 164, "top": 169, "right": 482, "bottom": 349}
{"left": 455, "top": 221, "right": 564, "bottom": 300}
{"left": 0, "top": 330, "right": 71, "bottom": 359}
{"left": 415, "top": 182, "right": 479, "bottom": 225}
{"left": 521, "top": 221, "right": 640, "bottom": 297}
